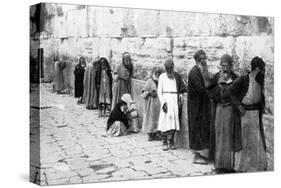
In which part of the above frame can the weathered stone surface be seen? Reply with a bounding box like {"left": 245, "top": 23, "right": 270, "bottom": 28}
{"left": 31, "top": 4, "right": 274, "bottom": 185}
{"left": 235, "top": 36, "right": 274, "bottom": 67}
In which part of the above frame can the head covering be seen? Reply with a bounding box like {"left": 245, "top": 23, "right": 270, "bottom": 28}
{"left": 121, "top": 93, "right": 133, "bottom": 105}
{"left": 251, "top": 56, "right": 265, "bottom": 71}
{"left": 99, "top": 57, "right": 111, "bottom": 70}
{"left": 79, "top": 57, "right": 86, "bottom": 65}
{"left": 220, "top": 54, "right": 233, "bottom": 66}
{"left": 151, "top": 66, "right": 162, "bottom": 77}
{"left": 164, "top": 58, "right": 174, "bottom": 70}
{"left": 193, "top": 50, "right": 206, "bottom": 62}
{"left": 122, "top": 52, "right": 133, "bottom": 76}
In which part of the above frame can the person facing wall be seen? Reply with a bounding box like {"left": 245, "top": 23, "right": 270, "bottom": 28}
{"left": 83, "top": 59, "right": 100, "bottom": 109}
{"left": 54, "top": 55, "right": 73, "bottom": 94}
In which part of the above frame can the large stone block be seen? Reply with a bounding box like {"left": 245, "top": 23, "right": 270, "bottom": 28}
{"left": 263, "top": 115, "right": 274, "bottom": 170}
{"left": 264, "top": 64, "right": 274, "bottom": 115}
{"left": 132, "top": 9, "right": 159, "bottom": 37}
{"left": 65, "top": 8, "right": 88, "bottom": 38}
{"left": 52, "top": 15, "right": 68, "bottom": 38}
{"left": 173, "top": 36, "right": 235, "bottom": 75}
{"left": 94, "top": 7, "right": 125, "bottom": 37}
{"left": 159, "top": 12, "right": 273, "bottom": 37}
{"left": 235, "top": 36, "right": 274, "bottom": 68}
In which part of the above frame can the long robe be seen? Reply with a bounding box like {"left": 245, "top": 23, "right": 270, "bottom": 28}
{"left": 98, "top": 69, "right": 112, "bottom": 105}
{"left": 111, "top": 63, "right": 132, "bottom": 110}
{"left": 142, "top": 78, "right": 161, "bottom": 133}
{"left": 157, "top": 73, "right": 186, "bottom": 133}
{"left": 207, "top": 72, "right": 238, "bottom": 165}
{"left": 227, "top": 74, "right": 267, "bottom": 172}
{"left": 74, "top": 63, "right": 85, "bottom": 98}
{"left": 207, "top": 72, "right": 238, "bottom": 169}
{"left": 83, "top": 63, "right": 98, "bottom": 109}
{"left": 187, "top": 65, "right": 211, "bottom": 151}
{"left": 54, "top": 60, "right": 73, "bottom": 93}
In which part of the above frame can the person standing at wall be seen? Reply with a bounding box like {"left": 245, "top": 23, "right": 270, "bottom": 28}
{"left": 207, "top": 54, "right": 239, "bottom": 173}
{"left": 97, "top": 57, "right": 112, "bottom": 117}
{"left": 158, "top": 59, "right": 186, "bottom": 151}
{"left": 83, "top": 59, "right": 99, "bottom": 109}
{"left": 227, "top": 57, "right": 267, "bottom": 172}
{"left": 187, "top": 50, "right": 211, "bottom": 164}
{"left": 74, "top": 57, "right": 86, "bottom": 104}
{"left": 111, "top": 52, "right": 133, "bottom": 110}
{"left": 141, "top": 66, "right": 162, "bottom": 141}
{"left": 54, "top": 55, "right": 73, "bottom": 94}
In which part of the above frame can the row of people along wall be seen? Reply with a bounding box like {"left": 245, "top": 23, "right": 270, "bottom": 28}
{"left": 53, "top": 50, "right": 267, "bottom": 174}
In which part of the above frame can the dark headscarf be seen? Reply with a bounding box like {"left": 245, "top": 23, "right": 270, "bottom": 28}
{"left": 97, "top": 57, "right": 113, "bottom": 90}
{"left": 122, "top": 52, "right": 133, "bottom": 77}
{"left": 99, "top": 57, "right": 111, "bottom": 71}
{"left": 251, "top": 56, "right": 265, "bottom": 89}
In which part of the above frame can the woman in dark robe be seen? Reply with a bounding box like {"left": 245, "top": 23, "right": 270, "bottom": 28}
{"left": 74, "top": 57, "right": 86, "bottom": 103}
{"left": 107, "top": 94, "right": 133, "bottom": 137}
{"left": 111, "top": 52, "right": 133, "bottom": 110}
{"left": 207, "top": 54, "right": 238, "bottom": 173}
{"left": 83, "top": 60, "right": 100, "bottom": 109}
{"left": 97, "top": 57, "right": 112, "bottom": 117}
{"left": 227, "top": 57, "right": 267, "bottom": 172}
{"left": 141, "top": 66, "right": 162, "bottom": 141}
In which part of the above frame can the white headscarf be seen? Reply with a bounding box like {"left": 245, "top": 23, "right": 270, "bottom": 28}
{"left": 121, "top": 93, "right": 133, "bottom": 105}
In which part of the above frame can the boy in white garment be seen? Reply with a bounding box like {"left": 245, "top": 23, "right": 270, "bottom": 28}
{"left": 158, "top": 59, "right": 186, "bottom": 151}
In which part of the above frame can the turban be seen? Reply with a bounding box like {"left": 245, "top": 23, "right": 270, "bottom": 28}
{"left": 220, "top": 54, "right": 234, "bottom": 66}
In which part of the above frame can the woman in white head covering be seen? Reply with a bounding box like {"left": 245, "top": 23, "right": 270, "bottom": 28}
{"left": 106, "top": 93, "right": 133, "bottom": 136}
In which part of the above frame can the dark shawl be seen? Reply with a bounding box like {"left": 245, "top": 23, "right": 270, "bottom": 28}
{"left": 107, "top": 101, "right": 129, "bottom": 131}
{"left": 74, "top": 63, "right": 85, "bottom": 98}
{"left": 226, "top": 74, "right": 266, "bottom": 151}
{"left": 187, "top": 65, "right": 211, "bottom": 151}
{"left": 207, "top": 71, "right": 238, "bottom": 160}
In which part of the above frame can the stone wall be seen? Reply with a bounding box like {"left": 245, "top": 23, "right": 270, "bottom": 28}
{"left": 30, "top": 3, "right": 274, "bottom": 170}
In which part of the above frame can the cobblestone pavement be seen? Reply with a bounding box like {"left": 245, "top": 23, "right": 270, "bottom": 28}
{"left": 30, "top": 84, "right": 215, "bottom": 186}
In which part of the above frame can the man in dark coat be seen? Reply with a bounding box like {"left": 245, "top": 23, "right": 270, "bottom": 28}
{"left": 188, "top": 50, "right": 211, "bottom": 164}
{"left": 206, "top": 54, "right": 239, "bottom": 173}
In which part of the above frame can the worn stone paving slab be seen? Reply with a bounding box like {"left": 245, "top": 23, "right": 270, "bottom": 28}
{"left": 31, "top": 84, "right": 215, "bottom": 185}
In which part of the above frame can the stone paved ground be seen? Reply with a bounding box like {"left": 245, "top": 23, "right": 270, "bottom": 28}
{"left": 30, "top": 84, "right": 215, "bottom": 186}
